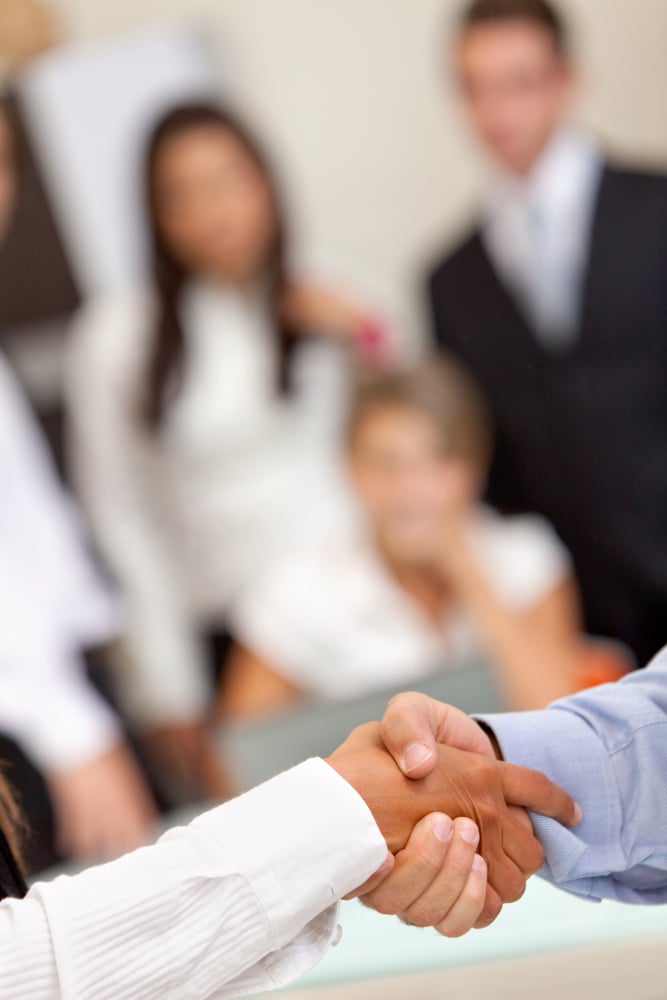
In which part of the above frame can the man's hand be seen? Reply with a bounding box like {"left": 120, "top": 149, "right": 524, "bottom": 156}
{"left": 326, "top": 722, "right": 577, "bottom": 904}
{"left": 382, "top": 693, "right": 500, "bottom": 777}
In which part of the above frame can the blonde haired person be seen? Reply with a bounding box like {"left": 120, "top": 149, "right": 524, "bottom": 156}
{"left": 224, "top": 360, "right": 626, "bottom": 719}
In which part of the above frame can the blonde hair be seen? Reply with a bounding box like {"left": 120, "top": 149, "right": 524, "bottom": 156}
{"left": 348, "top": 357, "right": 494, "bottom": 469}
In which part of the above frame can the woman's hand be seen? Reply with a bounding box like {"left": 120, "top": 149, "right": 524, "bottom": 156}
{"left": 349, "top": 813, "right": 502, "bottom": 936}
{"left": 49, "top": 743, "right": 157, "bottom": 863}
{"left": 144, "top": 721, "right": 234, "bottom": 804}
{"left": 280, "top": 282, "right": 372, "bottom": 341}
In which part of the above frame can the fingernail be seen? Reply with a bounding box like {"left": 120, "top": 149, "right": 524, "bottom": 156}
{"left": 403, "top": 743, "right": 433, "bottom": 773}
{"left": 460, "top": 821, "right": 480, "bottom": 846}
{"left": 573, "top": 803, "right": 583, "bottom": 825}
{"left": 472, "top": 854, "right": 486, "bottom": 873}
{"left": 432, "top": 815, "right": 454, "bottom": 843}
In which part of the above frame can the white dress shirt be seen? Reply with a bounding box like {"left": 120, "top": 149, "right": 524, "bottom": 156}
{"left": 0, "top": 353, "right": 120, "bottom": 772}
{"left": 0, "top": 758, "right": 386, "bottom": 999}
{"left": 66, "top": 283, "right": 356, "bottom": 727}
{"left": 231, "top": 506, "right": 571, "bottom": 699}
{"left": 483, "top": 128, "right": 603, "bottom": 347}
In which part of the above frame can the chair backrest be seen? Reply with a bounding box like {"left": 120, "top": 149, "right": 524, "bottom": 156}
{"left": 218, "top": 660, "right": 504, "bottom": 791}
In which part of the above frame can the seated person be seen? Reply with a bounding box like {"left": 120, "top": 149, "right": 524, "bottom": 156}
{"left": 223, "top": 360, "right": 628, "bottom": 719}
{"left": 65, "top": 101, "right": 391, "bottom": 796}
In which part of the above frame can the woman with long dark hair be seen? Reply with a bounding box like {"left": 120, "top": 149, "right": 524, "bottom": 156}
{"left": 66, "top": 102, "right": 388, "bottom": 797}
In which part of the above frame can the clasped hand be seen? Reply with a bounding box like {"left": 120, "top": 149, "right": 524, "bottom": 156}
{"left": 327, "top": 701, "right": 580, "bottom": 937}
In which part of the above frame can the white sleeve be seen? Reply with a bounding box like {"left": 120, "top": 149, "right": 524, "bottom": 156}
{"left": 64, "top": 297, "right": 210, "bottom": 727}
{"left": 479, "top": 514, "right": 572, "bottom": 611}
{"left": 0, "top": 759, "right": 387, "bottom": 1000}
{"left": 230, "top": 553, "right": 337, "bottom": 694}
{"left": 0, "top": 561, "right": 120, "bottom": 772}
{"left": 0, "top": 353, "right": 118, "bottom": 648}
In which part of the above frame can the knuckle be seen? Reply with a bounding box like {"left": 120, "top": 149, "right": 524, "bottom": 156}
{"left": 503, "top": 873, "right": 527, "bottom": 904}
{"left": 477, "top": 899, "right": 503, "bottom": 929}
{"left": 386, "top": 692, "right": 417, "bottom": 716}
{"left": 401, "top": 842, "right": 445, "bottom": 879}
{"left": 403, "top": 902, "right": 439, "bottom": 928}
{"left": 527, "top": 839, "right": 545, "bottom": 873}
{"left": 436, "top": 915, "right": 475, "bottom": 940}
{"left": 364, "top": 891, "right": 402, "bottom": 917}
{"left": 447, "top": 856, "right": 476, "bottom": 881}
{"left": 528, "top": 769, "right": 552, "bottom": 799}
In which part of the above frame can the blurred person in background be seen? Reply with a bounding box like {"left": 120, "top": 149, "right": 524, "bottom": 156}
{"left": 222, "top": 362, "right": 624, "bottom": 721}
{"left": 0, "top": 98, "right": 156, "bottom": 872}
{"left": 428, "top": 0, "right": 667, "bottom": 667}
{"left": 66, "top": 102, "right": 390, "bottom": 802}
{"left": 0, "top": 358, "right": 157, "bottom": 872}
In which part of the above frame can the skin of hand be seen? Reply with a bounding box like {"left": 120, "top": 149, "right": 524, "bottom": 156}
{"left": 144, "top": 721, "right": 234, "bottom": 803}
{"left": 48, "top": 743, "right": 157, "bottom": 863}
{"left": 378, "top": 694, "right": 582, "bottom": 930}
{"left": 280, "top": 282, "right": 368, "bottom": 340}
{"left": 326, "top": 722, "right": 578, "bottom": 904}
{"left": 349, "top": 813, "right": 503, "bottom": 936}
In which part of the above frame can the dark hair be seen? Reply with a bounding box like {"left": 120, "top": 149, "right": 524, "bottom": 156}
{"left": 143, "top": 102, "right": 298, "bottom": 430}
{"left": 0, "top": 770, "right": 25, "bottom": 873}
{"left": 347, "top": 358, "right": 494, "bottom": 469}
{"left": 458, "top": 0, "right": 568, "bottom": 56}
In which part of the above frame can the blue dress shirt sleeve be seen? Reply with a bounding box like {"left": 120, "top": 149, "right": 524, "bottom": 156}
{"left": 480, "top": 646, "right": 667, "bottom": 904}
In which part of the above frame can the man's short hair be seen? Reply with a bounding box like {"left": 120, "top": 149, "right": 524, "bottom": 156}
{"left": 458, "top": 0, "right": 569, "bottom": 57}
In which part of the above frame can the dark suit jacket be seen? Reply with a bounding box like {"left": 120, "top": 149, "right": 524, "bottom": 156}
{"left": 428, "top": 165, "right": 667, "bottom": 665}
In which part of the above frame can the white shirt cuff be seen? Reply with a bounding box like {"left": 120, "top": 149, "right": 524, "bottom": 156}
{"left": 191, "top": 757, "right": 387, "bottom": 951}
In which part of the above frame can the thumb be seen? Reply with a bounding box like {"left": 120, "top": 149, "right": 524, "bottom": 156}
{"left": 381, "top": 693, "right": 442, "bottom": 778}
{"left": 381, "top": 695, "right": 497, "bottom": 779}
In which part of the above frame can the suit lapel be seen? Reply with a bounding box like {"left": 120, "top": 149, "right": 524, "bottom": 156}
{"left": 466, "top": 233, "right": 549, "bottom": 370}
{"left": 468, "top": 164, "right": 616, "bottom": 364}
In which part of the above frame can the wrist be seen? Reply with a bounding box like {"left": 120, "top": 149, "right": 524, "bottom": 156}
{"left": 325, "top": 746, "right": 412, "bottom": 853}
{"left": 476, "top": 721, "right": 504, "bottom": 761}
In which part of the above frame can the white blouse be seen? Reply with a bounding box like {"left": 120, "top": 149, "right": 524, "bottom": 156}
{"left": 231, "top": 506, "right": 571, "bottom": 700}
{"left": 65, "top": 282, "right": 356, "bottom": 727}
{"left": 0, "top": 758, "right": 386, "bottom": 999}
{"left": 0, "top": 353, "right": 120, "bottom": 772}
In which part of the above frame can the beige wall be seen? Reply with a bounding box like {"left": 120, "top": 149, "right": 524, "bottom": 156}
{"left": 46, "top": 0, "right": 667, "bottom": 341}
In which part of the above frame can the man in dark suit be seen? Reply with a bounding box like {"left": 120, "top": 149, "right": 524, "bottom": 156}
{"left": 429, "top": 0, "right": 667, "bottom": 666}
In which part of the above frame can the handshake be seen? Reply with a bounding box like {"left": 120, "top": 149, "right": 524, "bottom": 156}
{"left": 326, "top": 694, "right": 581, "bottom": 938}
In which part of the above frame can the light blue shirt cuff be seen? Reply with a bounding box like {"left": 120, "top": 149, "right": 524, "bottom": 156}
{"left": 478, "top": 707, "right": 618, "bottom": 900}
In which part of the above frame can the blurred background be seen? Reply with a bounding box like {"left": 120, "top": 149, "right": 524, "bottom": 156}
{"left": 1, "top": 0, "right": 666, "bottom": 913}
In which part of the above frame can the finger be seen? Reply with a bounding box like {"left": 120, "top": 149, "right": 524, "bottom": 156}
{"left": 435, "top": 855, "right": 488, "bottom": 938}
{"left": 381, "top": 694, "right": 444, "bottom": 778}
{"left": 501, "top": 764, "right": 582, "bottom": 827}
{"left": 474, "top": 885, "right": 503, "bottom": 929}
{"left": 401, "top": 817, "right": 481, "bottom": 929}
{"left": 500, "top": 808, "right": 545, "bottom": 878}
{"left": 485, "top": 849, "right": 527, "bottom": 904}
{"left": 381, "top": 695, "right": 495, "bottom": 779}
{"left": 479, "top": 824, "right": 528, "bottom": 904}
{"left": 361, "top": 813, "right": 454, "bottom": 915}
{"left": 344, "top": 852, "right": 394, "bottom": 900}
